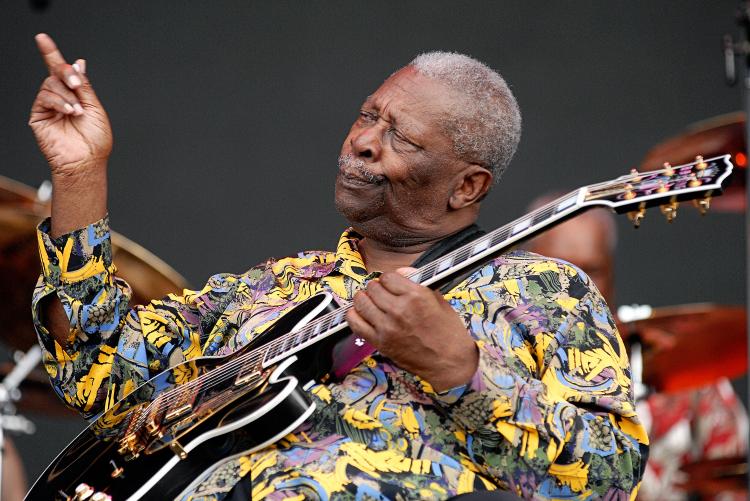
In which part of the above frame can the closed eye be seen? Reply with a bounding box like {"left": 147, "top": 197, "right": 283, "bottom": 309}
{"left": 388, "top": 127, "right": 421, "bottom": 150}
{"left": 358, "top": 110, "right": 378, "bottom": 123}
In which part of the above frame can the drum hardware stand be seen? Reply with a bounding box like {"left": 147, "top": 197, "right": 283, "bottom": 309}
{"left": 723, "top": 2, "right": 750, "bottom": 492}
{"left": 617, "top": 304, "right": 651, "bottom": 402}
{"left": 0, "top": 346, "right": 40, "bottom": 497}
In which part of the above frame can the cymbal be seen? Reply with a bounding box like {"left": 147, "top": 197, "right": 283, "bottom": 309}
{"left": 0, "top": 175, "right": 190, "bottom": 352}
{"left": 0, "top": 362, "right": 76, "bottom": 417}
{"left": 639, "top": 112, "right": 746, "bottom": 212}
{"left": 617, "top": 304, "right": 747, "bottom": 393}
{"left": 677, "top": 456, "right": 748, "bottom": 495}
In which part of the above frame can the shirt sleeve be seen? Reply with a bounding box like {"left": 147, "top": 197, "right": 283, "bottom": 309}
{"left": 422, "top": 256, "right": 649, "bottom": 498}
{"left": 32, "top": 216, "right": 243, "bottom": 419}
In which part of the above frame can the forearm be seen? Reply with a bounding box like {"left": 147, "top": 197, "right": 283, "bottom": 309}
{"left": 49, "top": 160, "right": 107, "bottom": 238}
{"left": 435, "top": 344, "right": 646, "bottom": 496}
{"left": 41, "top": 294, "right": 71, "bottom": 347}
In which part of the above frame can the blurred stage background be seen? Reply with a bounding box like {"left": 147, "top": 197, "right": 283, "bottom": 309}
{"left": 0, "top": 0, "right": 746, "bottom": 486}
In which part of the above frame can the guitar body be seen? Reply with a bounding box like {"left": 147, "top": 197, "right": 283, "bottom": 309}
{"left": 27, "top": 293, "right": 353, "bottom": 501}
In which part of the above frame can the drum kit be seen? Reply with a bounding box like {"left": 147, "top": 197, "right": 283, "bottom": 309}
{"left": 0, "top": 114, "right": 747, "bottom": 497}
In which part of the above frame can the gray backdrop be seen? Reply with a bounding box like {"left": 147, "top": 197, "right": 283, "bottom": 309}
{"left": 1, "top": 0, "right": 746, "bottom": 485}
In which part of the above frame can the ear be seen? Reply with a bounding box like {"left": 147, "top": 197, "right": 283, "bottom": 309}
{"left": 448, "top": 164, "right": 493, "bottom": 210}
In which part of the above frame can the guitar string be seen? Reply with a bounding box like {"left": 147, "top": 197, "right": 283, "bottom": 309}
{"left": 129, "top": 162, "right": 715, "bottom": 430}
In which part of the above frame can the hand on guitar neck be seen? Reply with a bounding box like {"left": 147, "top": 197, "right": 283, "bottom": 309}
{"left": 346, "top": 267, "right": 479, "bottom": 393}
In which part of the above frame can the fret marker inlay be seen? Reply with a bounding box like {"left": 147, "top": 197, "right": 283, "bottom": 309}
{"left": 512, "top": 219, "right": 531, "bottom": 235}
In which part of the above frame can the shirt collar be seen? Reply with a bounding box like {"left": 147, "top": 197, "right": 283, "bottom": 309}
{"left": 332, "top": 228, "right": 375, "bottom": 282}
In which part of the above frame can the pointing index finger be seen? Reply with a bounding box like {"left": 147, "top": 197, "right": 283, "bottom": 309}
{"left": 35, "top": 33, "right": 68, "bottom": 75}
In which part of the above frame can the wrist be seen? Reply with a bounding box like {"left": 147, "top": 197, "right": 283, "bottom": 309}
{"left": 426, "top": 341, "right": 479, "bottom": 393}
{"left": 51, "top": 158, "right": 108, "bottom": 185}
{"left": 50, "top": 160, "right": 108, "bottom": 239}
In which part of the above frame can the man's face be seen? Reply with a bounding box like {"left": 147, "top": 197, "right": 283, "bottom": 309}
{"left": 335, "top": 66, "right": 468, "bottom": 246}
{"left": 528, "top": 215, "right": 615, "bottom": 305}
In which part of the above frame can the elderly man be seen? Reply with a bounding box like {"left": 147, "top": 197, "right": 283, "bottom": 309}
{"left": 29, "top": 33, "right": 646, "bottom": 499}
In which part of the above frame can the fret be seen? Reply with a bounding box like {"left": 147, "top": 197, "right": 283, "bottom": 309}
{"left": 436, "top": 256, "right": 452, "bottom": 274}
{"left": 471, "top": 239, "right": 490, "bottom": 256}
{"left": 455, "top": 246, "right": 471, "bottom": 264}
{"left": 331, "top": 310, "right": 345, "bottom": 327}
{"left": 419, "top": 265, "right": 436, "bottom": 282}
{"left": 490, "top": 228, "right": 508, "bottom": 247}
{"left": 270, "top": 342, "right": 283, "bottom": 358}
{"left": 556, "top": 195, "right": 577, "bottom": 212}
{"left": 283, "top": 335, "right": 296, "bottom": 352}
{"left": 300, "top": 328, "right": 311, "bottom": 342}
{"left": 531, "top": 210, "right": 550, "bottom": 226}
{"left": 511, "top": 219, "right": 531, "bottom": 235}
{"left": 318, "top": 315, "right": 332, "bottom": 334}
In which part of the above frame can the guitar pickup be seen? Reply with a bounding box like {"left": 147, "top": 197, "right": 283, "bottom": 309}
{"left": 164, "top": 404, "right": 192, "bottom": 422}
{"left": 234, "top": 370, "right": 261, "bottom": 386}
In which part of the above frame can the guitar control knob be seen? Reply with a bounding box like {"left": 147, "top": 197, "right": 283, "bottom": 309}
{"left": 110, "top": 459, "right": 124, "bottom": 479}
{"left": 74, "top": 483, "right": 95, "bottom": 500}
{"left": 695, "top": 155, "right": 707, "bottom": 170}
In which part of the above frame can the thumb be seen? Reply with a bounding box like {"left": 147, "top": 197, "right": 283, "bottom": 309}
{"left": 395, "top": 267, "right": 418, "bottom": 278}
{"left": 71, "top": 59, "right": 102, "bottom": 107}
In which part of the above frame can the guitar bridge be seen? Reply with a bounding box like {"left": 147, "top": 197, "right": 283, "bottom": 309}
{"left": 165, "top": 404, "right": 192, "bottom": 422}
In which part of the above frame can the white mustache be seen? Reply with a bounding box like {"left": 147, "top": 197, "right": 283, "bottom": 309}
{"left": 337, "top": 154, "right": 385, "bottom": 184}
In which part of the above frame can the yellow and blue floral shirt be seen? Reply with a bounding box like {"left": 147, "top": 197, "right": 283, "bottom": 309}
{"left": 32, "top": 216, "right": 648, "bottom": 499}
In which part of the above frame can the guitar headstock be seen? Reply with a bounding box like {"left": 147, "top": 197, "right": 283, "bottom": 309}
{"left": 583, "top": 154, "right": 734, "bottom": 227}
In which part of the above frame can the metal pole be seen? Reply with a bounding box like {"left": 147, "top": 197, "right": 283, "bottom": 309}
{"left": 740, "top": 2, "right": 750, "bottom": 493}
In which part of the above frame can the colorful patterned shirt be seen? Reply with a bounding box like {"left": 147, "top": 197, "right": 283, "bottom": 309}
{"left": 32, "top": 216, "right": 648, "bottom": 499}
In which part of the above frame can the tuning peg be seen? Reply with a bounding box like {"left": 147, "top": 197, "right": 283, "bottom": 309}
{"left": 627, "top": 207, "right": 646, "bottom": 228}
{"left": 687, "top": 174, "right": 702, "bottom": 187}
{"left": 695, "top": 155, "right": 708, "bottom": 170}
{"left": 656, "top": 181, "right": 669, "bottom": 193}
{"left": 693, "top": 197, "right": 711, "bottom": 215}
{"left": 629, "top": 168, "right": 642, "bottom": 182}
{"left": 660, "top": 201, "right": 679, "bottom": 222}
{"left": 662, "top": 162, "right": 674, "bottom": 176}
{"left": 623, "top": 183, "right": 637, "bottom": 200}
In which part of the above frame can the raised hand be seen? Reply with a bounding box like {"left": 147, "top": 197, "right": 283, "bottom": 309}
{"left": 29, "top": 33, "right": 112, "bottom": 175}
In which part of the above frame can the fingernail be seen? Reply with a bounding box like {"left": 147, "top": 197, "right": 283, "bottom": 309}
{"left": 63, "top": 103, "right": 74, "bottom": 114}
{"left": 72, "top": 63, "right": 80, "bottom": 73}
{"left": 68, "top": 75, "right": 82, "bottom": 87}
{"left": 73, "top": 103, "right": 84, "bottom": 115}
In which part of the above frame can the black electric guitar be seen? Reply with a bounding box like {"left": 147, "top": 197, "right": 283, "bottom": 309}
{"left": 27, "top": 155, "right": 733, "bottom": 501}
